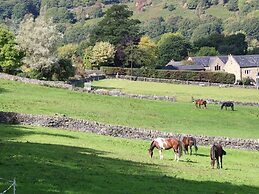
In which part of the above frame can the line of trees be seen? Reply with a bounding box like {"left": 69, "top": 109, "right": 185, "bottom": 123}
{"left": 0, "top": 4, "right": 257, "bottom": 81}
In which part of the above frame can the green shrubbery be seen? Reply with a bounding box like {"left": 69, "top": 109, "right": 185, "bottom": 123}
{"left": 101, "top": 67, "right": 235, "bottom": 84}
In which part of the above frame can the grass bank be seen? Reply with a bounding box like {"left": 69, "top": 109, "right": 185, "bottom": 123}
{"left": 92, "top": 79, "right": 259, "bottom": 103}
{"left": 0, "top": 124, "right": 258, "bottom": 194}
{"left": 1, "top": 80, "right": 259, "bottom": 139}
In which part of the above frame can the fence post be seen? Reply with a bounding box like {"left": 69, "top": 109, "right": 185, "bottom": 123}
{"left": 13, "top": 179, "right": 16, "bottom": 194}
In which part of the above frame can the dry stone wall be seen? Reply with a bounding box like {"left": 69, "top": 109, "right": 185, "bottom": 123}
{"left": 111, "top": 75, "right": 257, "bottom": 89}
{"left": 0, "top": 73, "right": 72, "bottom": 89}
{"left": 0, "top": 112, "right": 258, "bottom": 151}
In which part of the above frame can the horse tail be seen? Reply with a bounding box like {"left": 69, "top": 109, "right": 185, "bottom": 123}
{"left": 222, "top": 149, "right": 226, "bottom": 155}
{"left": 210, "top": 145, "right": 215, "bottom": 160}
{"left": 194, "top": 138, "right": 198, "bottom": 153}
{"left": 178, "top": 141, "right": 183, "bottom": 158}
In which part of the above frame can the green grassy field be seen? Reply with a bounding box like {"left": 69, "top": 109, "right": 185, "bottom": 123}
{"left": 0, "top": 124, "right": 258, "bottom": 194}
{"left": 1, "top": 79, "right": 259, "bottom": 139}
{"left": 92, "top": 79, "right": 259, "bottom": 103}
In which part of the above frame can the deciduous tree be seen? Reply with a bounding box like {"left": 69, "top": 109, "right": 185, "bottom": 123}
{"left": 0, "top": 26, "right": 24, "bottom": 73}
{"left": 90, "top": 41, "right": 116, "bottom": 69}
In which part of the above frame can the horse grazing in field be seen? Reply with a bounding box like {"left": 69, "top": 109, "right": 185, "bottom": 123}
{"left": 148, "top": 138, "right": 183, "bottom": 162}
{"left": 210, "top": 144, "right": 226, "bottom": 169}
{"left": 221, "top": 101, "right": 234, "bottom": 111}
{"left": 194, "top": 99, "right": 207, "bottom": 108}
{"left": 182, "top": 136, "right": 198, "bottom": 155}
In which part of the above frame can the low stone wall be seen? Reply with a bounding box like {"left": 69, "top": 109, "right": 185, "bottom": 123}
{"left": 0, "top": 111, "right": 258, "bottom": 151}
{"left": 89, "top": 89, "right": 176, "bottom": 102}
{"left": 193, "top": 98, "right": 259, "bottom": 107}
{"left": 0, "top": 73, "right": 176, "bottom": 102}
{"left": 111, "top": 75, "right": 257, "bottom": 89}
{"left": 0, "top": 73, "right": 72, "bottom": 89}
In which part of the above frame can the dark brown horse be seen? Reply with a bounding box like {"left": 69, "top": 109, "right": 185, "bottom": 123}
{"left": 148, "top": 138, "right": 183, "bottom": 162}
{"left": 194, "top": 99, "right": 207, "bottom": 108}
{"left": 210, "top": 144, "right": 226, "bottom": 169}
{"left": 221, "top": 101, "right": 234, "bottom": 111}
{"left": 182, "top": 136, "right": 198, "bottom": 155}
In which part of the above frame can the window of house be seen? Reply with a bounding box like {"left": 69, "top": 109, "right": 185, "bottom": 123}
{"left": 244, "top": 70, "right": 250, "bottom": 74}
{"left": 214, "top": 65, "right": 221, "bottom": 71}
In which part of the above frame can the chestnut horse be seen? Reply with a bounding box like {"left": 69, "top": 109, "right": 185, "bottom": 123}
{"left": 195, "top": 99, "right": 207, "bottom": 108}
{"left": 210, "top": 144, "right": 226, "bottom": 169}
{"left": 182, "top": 136, "right": 198, "bottom": 155}
{"left": 148, "top": 138, "right": 183, "bottom": 162}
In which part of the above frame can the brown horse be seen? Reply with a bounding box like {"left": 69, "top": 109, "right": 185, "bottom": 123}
{"left": 195, "top": 99, "right": 207, "bottom": 108}
{"left": 148, "top": 138, "right": 183, "bottom": 162}
{"left": 182, "top": 136, "right": 198, "bottom": 155}
{"left": 210, "top": 144, "right": 226, "bottom": 169}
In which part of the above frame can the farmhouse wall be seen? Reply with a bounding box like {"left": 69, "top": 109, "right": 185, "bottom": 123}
{"left": 241, "top": 67, "right": 258, "bottom": 81}
{"left": 0, "top": 111, "right": 258, "bottom": 151}
{"left": 224, "top": 55, "right": 241, "bottom": 82}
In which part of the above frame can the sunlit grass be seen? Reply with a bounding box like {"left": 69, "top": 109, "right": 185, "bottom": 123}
{"left": 0, "top": 124, "right": 258, "bottom": 193}
{"left": 1, "top": 79, "right": 259, "bottom": 139}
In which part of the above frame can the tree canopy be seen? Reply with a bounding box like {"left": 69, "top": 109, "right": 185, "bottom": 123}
{"left": 89, "top": 5, "right": 141, "bottom": 45}
{"left": 0, "top": 26, "right": 24, "bottom": 73}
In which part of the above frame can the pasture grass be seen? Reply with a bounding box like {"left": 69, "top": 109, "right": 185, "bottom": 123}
{"left": 1, "top": 79, "right": 259, "bottom": 139}
{"left": 92, "top": 79, "right": 259, "bottom": 103}
{"left": 0, "top": 124, "right": 258, "bottom": 194}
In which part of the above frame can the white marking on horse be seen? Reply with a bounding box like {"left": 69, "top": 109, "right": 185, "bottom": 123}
{"left": 155, "top": 138, "right": 167, "bottom": 149}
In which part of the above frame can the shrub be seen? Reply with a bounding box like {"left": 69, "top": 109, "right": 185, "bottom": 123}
{"left": 101, "top": 67, "right": 235, "bottom": 84}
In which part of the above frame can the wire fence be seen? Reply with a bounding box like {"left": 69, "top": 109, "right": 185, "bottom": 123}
{"left": 0, "top": 178, "right": 16, "bottom": 194}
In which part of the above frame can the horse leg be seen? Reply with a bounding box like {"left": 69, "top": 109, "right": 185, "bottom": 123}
{"left": 211, "top": 158, "right": 215, "bottom": 169}
{"left": 220, "top": 156, "right": 223, "bottom": 168}
{"left": 190, "top": 145, "right": 193, "bottom": 155}
{"left": 185, "top": 145, "right": 188, "bottom": 155}
{"left": 216, "top": 156, "right": 220, "bottom": 169}
{"left": 159, "top": 149, "right": 163, "bottom": 160}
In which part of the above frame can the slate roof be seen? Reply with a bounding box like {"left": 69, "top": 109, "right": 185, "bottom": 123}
{"left": 189, "top": 56, "right": 211, "bottom": 67}
{"left": 218, "top": 56, "right": 228, "bottom": 64}
{"left": 232, "top": 55, "right": 259, "bottom": 68}
{"left": 189, "top": 56, "right": 228, "bottom": 67}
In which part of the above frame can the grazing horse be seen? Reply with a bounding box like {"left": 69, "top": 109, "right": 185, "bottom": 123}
{"left": 182, "top": 136, "right": 198, "bottom": 155}
{"left": 148, "top": 138, "right": 183, "bottom": 162}
{"left": 194, "top": 99, "right": 207, "bottom": 108}
{"left": 221, "top": 101, "right": 234, "bottom": 111}
{"left": 210, "top": 144, "right": 226, "bottom": 169}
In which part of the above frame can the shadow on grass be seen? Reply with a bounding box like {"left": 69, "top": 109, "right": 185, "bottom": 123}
{"left": 195, "top": 153, "right": 210, "bottom": 157}
{"left": 92, "top": 86, "right": 122, "bottom": 90}
{"left": 0, "top": 124, "right": 77, "bottom": 140}
{"left": 0, "top": 87, "right": 8, "bottom": 94}
{"left": 0, "top": 125, "right": 258, "bottom": 194}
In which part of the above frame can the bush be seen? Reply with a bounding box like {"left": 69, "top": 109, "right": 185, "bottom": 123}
{"left": 101, "top": 67, "right": 236, "bottom": 84}
{"left": 28, "top": 59, "right": 75, "bottom": 81}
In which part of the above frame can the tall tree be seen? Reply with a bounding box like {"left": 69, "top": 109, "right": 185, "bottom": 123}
{"left": 157, "top": 33, "right": 191, "bottom": 67}
{"left": 90, "top": 41, "right": 116, "bottom": 69}
{"left": 89, "top": 5, "right": 141, "bottom": 45}
{"left": 0, "top": 26, "right": 24, "bottom": 73}
{"left": 17, "top": 14, "right": 74, "bottom": 80}
{"left": 138, "top": 36, "right": 157, "bottom": 69}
